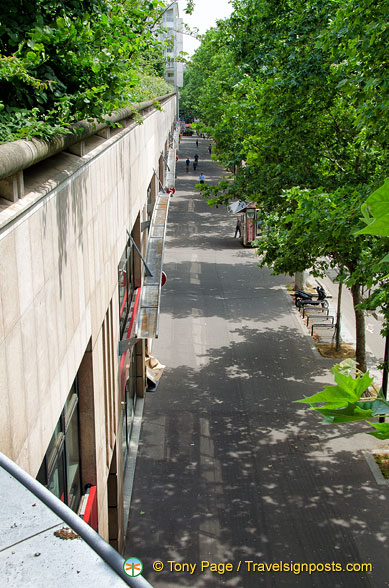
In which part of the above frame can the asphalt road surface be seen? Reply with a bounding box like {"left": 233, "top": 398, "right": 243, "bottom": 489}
{"left": 124, "top": 136, "right": 389, "bottom": 588}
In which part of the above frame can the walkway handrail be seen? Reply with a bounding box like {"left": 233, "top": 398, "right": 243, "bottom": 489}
{"left": 0, "top": 451, "right": 153, "bottom": 588}
{"left": 0, "top": 92, "right": 176, "bottom": 181}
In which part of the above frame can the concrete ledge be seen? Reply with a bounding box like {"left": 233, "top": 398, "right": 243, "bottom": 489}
{"left": 363, "top": 450, "right": 389, "bottom": 486}
{"left": 0, "top": 95, "right": 177, "bottom": 233}
{"left": 0, "top": 93, "right": 175, "bottom": 181}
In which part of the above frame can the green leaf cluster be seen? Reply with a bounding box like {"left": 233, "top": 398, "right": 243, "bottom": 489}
{"left": 358, "top": 179, "right": 389, "bottom": 238}
{"left": 182, "top": 0, "right": 388, "bottom": 372}
{"left": 0, "top": 0, "right": 179, "bottom": 142}
{"left": 295, "top": 360, "right": 389, "bottom": 439}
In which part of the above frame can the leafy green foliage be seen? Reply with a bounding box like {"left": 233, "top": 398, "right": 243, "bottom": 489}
{"left": 295, "top": 360, "right": 374, "bottom": 412}
{"left": 353, "top": 180, "right": 389, "bottom": 340}
{"left": 182, "top": 0, "right": 388, "bottom": 373}
{"left": 252, "top": 184, "right": 389, "bottom": 371}
{"left": 368, "top": 422, "right": 389, "bottom": 440}
{"left": 357, "top": 179, "right": 389, "bottom": 237}
{"left": 296, "top": 360, "right": 389, "bottom": 439}
{"left": 0, "top": 0, "right": 185, "bottom": 143}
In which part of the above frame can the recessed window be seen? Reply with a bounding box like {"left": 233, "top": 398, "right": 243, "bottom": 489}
{"left": 37, "top": 380, "right": 81, "bottom": 512}
{"left": 122, "top": 350, "right": 137, "bottom": 471}
{"left": 118, "top": 238, "right": 136, "bottom": 338}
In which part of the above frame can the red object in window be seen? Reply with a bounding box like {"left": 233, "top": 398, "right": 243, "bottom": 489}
{"left": 119, "top": 288, "right": 128, "bottom": 319}
{"left": 119, "top": 269, "right": 127, "bottom": 287}
{"left": 83, "top": 486, "right": 98, "bottom": 531}
{"left": 120, "top": 287, "right": 141, "bottom": 397}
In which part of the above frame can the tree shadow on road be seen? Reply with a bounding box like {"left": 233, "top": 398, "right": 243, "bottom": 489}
{"left": 125, "top": 324, "right": 389, "bottom": 587}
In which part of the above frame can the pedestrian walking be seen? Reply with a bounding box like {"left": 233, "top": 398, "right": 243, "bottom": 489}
{"left": 234, "top": 218, "right": 242, "bottom": 238}
{"left": 196, "top": 139, "right": 199, "bottom": 148}
{"left": 186, "top": 158, "right": 190, "bottom": 172}
{"left": 194, "top": 153, "right": 199, "bottom": 163}
{"left": 193, "top": 160, "right": 198, "bottom": 172}
{"left": 208, "top": 145, "right": 212, "bottom": 154}
{"left": 199, "top": 173, "right": 205, "bottom": 184}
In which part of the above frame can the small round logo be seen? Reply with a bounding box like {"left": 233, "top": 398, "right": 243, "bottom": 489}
{"left": 123, "top": 557, "right": 143, "bottom": 577}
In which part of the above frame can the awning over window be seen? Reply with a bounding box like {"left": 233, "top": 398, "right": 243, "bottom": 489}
{"left": 227, "top": 200, "right": 249, "bottom": 214}
{"left": 136, "top": 191, "right": 170, "bottom": 339}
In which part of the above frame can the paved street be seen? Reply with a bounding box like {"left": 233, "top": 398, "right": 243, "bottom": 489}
{"left": 124, "top": 137, "right": 389, "bottom": 587}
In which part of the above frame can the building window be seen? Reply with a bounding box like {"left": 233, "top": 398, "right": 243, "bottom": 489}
{"left": 118, "top": 237, "right": 136, "bottom": 339}
{"left": 121, "top": 349, "right": 137, "bottom": 471}
{"left": 37, "top": 380, "right": 82, "bottom": 512}
{"left": 147, "top": 183, "right": 153, "bottom": 223}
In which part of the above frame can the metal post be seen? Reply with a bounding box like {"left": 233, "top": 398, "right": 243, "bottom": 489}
{"left": 127, "top": 231, "right": 153, "bottom": 277}
{"left": 379, "top": 333, "right": 388, "bottom": 423}
{"left": 382, "top": 333, "right": 389, "bottom": 401}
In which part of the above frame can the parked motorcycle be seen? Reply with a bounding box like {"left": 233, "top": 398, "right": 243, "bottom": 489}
{"left": 293, "top": 285, "right": 328, "bottom": 309}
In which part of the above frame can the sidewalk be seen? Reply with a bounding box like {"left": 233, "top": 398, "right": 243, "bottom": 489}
{"left": 314, "top": 270, "right": 386, "bottom": 386}
{"left": 124, "top": 136, "right": 389, "bottom": 587}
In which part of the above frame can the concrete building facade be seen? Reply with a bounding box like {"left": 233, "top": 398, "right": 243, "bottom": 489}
{"left": 0, "top": 94, "right": 177, "bottom": 553}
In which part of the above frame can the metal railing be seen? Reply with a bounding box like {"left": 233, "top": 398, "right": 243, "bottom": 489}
{"left": 0, "top": 451, "right": 153, "bottom": 588}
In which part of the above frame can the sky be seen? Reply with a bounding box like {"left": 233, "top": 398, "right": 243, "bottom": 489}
{"left": 178, "top": 0, "right": 234, "bottom": 56}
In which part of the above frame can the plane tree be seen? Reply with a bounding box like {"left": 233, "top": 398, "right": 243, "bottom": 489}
{"left": 182, "top": 0, "right": 388, "bottom": 371}
{"left": 254, "top": 184, "right": 389, "bottom": 373}
{"left": 296, "top": 180, "right": 389, "bottom": 440}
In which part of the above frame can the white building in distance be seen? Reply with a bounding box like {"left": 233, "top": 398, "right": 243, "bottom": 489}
{"left": 160, "top": 3, "right": 184, "bottom": 88}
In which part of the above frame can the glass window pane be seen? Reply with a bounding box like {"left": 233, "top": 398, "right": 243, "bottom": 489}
{"left": 126, "top": 350, "right": 137, "bottom": 440}
{"left": 46, "top": 421, "right": 62, "bottom": 465}
{"left": 126, "top": 382, "right": 134, "bottom": 444}
{"left": 119, "top": 240, "right": 136, "bottom": 339}
{"left": 36, "top": 458, "right": 47, "bottom": 487}
{"left": 66, "top": 407, "right": 81, "bottom": 512}
{"left": 64, "top": 381, "right": 77, "bottom": 422}
{"left": 48, "top": 449, "right": 66, "bottom": 503}
{"left": 122, "top": 397, "right": 128, "bottom": 469}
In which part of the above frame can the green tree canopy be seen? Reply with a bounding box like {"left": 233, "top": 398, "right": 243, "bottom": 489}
{"left": 181, "top": 0, "right": 388, "bottom": 371}
{"left": 0, "top": 0, "right": 194, "bottom": 142}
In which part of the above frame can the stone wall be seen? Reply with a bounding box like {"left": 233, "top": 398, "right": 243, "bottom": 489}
{"left": 0, "top": 95, "right": 177, "bottom": 546}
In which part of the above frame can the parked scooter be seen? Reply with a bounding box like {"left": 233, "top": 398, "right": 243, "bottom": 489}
{"left": 293, "top": 285, "right": 328, "bottom": 309}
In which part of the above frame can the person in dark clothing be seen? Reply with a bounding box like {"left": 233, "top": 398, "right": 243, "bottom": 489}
{"left": 186, "top": 158, "right": 190, "bottom": 172}
{"left": 208, "top": 145, "right": 212, "bottom": 154}
{"left": 194, "top": 154, "right": 199, "bottom": 163}
{"left": 196, "top": 139, "right": 199, "bottom": 148}
{"left": 234, "top": 218, "right": 242, "bottom": 238}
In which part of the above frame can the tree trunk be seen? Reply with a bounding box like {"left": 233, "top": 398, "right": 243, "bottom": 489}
{"left": 294, "top": 271, "right": 305, "bottom": 291}
{"left": 382, "top": 333, "right": 389, "bottom": 401}
{"left": 379, "top": 334, "right": 389, "bottom": 423}
{"left": 350, "top": 283, "right": 367, "bottom": 372}
{"left": 335, "top": 280, "right": 342, "bottom": 352}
